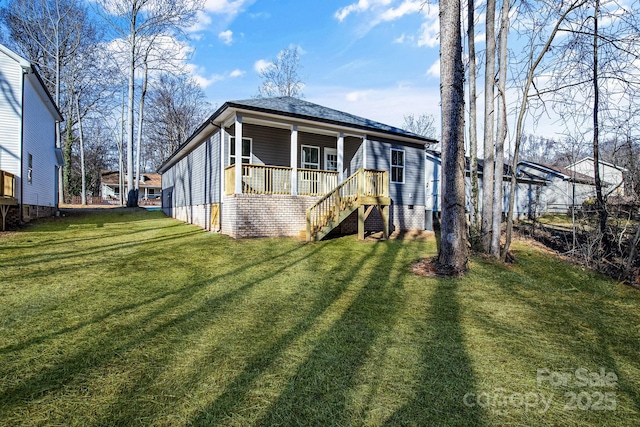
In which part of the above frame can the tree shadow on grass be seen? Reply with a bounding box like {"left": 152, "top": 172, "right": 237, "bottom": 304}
{"left": 238, "top": 241, "right": 407, "bottom": 426}
{"left": 0, "top": 241, "right": 328, "bottom": 423}
{"left": 382, "top": 278, "right": 483, "bottom": 426}
{"left": 187, "top": 242, "right": 387, "bottom": 426}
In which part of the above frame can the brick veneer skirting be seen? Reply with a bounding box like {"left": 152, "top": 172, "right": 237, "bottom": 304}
{"left": 1, "top": 204, "right": 57, "bottom": 230}
{"left": 221, "top": 194, "right": 322, "bottom": 238}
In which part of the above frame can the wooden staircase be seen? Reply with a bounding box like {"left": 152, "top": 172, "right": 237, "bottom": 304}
{"left": 306, "top": 169, "right": 391, "bottom": 241}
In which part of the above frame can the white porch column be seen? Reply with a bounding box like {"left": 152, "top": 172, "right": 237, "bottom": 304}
{"left": 337, "top": 132, "right": 344, "bottom": 182}
{"left": 234, "top": 115, "right": 243, "bottom": 194}
{"left": 220, "top": 126, "right": 226, "bottom": 198}
{"left": 362, "top": 135, "right": 368, "bottom": 169}
{"left": 290, "top": 125, "right": 298, "bottom": 195}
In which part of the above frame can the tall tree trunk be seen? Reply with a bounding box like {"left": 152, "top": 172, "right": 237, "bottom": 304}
{"left": 135, "top": 54, "right": 151, "bottom": 193}
{"left": 481, "top": 0, "right": 497, "bottom": 253}
{"left": 75, "top": 94, "right": 86, "bottom": 205}
{"left": 490, "top": 0, "right": 510, "bottom": 257}
{"left": 438, "top": 0, "right": 468, "bottom": 273}
{"left": 468, "top": 0, "right": 480, "bottom": 231}
{"left": 126, "top": 21, "right": 136, "bottom": 207}
{"left": 592, "top": 0, "right": 607, "bottom": 235}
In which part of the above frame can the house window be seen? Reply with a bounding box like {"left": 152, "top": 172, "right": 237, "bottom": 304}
{"left": 229, "top": 137, "right": 252, "bottom": 165}
{"left": 27, "top": 153, "right": 33, "bottom": 184}
{"left": 301, "top": 145, "right": 320, "bottom": 169}
{"left": 391, "top": 149, "right": 404, "bottom": 183}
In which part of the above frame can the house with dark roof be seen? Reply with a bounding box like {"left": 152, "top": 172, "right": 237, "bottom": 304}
{"left": 424, "top": 150, "right": 548, "bottom": 226}
{"left": 100, "top": 170, "right": 162, "bottom": 204}
{"left": 517, "top": 161, "right": 596, "bottom": 213}
{"left": 0, "top": 43, "right": 64, "bottom": 231}
{"left": 158, "top": 96, "right": 437, "bottom": 240}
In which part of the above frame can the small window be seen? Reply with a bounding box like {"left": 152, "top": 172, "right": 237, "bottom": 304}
{"left": 229, "top": 137, "right": 252, "bottom": 165}
{"left": 391, "top": 149, "right": 404, "bottom": 183}
{"left": 301, "top": 145, "right": 320, "bottom": 169}
{"left": 27, "top": 153, "right": 33, "bottom": 184}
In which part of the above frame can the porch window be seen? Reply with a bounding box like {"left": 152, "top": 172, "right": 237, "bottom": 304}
{"left": 391, "top": 149, "right": 404, "bottom": 183}
{"left": 301, "top": 145, "right": 320, "bottom": 169}
{"left": 229, "top": 137, "right": 252, "bottom": 165}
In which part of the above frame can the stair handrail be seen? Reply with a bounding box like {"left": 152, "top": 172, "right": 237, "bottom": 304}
{"left": 306, "top": 168, "right": 388, "bottom": 240}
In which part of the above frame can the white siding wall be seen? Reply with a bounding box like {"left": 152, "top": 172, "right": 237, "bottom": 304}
{"left": 21, "top": 73, "right": 58, "bottom": 207}
{"left": 0, "top": 49, "right": 24, "bottom": 200}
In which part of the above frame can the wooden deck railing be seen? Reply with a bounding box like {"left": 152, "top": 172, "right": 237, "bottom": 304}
{"left": 306, "top": 169, "right": 388, "bottom": 239}
{"left": 224, "top": 164, "right": 338, "bottom": 196}
{"left": 0, "top": 170, "right": 16, "bottom": 198}
{"left": 297, "top": 169, "right": 338, "bottom": 196}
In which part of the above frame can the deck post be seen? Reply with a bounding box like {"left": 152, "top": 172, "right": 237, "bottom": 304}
{"left": 220, "top": 127, "right": 226, "bottom": 201}
{"left": 234, "top": 115, "right": 243, "bottom": 194}
{"left": 358, "top": 204, "right": 365, "bottom": 240}
{"left": 291, "top": 125, "right": 298, "bottom": 195}
{"left": 381, "top": 204, "right": 390, "bottom": 240}
{"left": 337, "top": 133, "right": 344, "bottom": 182}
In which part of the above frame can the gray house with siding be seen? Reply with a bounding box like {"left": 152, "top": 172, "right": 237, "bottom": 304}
{"left": 158, "top": 97, "right": 436, "bottom": 240}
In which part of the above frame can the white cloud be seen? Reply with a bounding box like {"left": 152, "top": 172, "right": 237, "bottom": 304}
{"left": 230, "top": 69, "right": 245, "bottom": 78}
{"left": 417, "top": 20, "right": 439, "bottom": 48}
{"left": 377, "top": 0, "right": 423, "bottom": 23}
{"left": 335, "top": 0, "right": 393, "bottom": 22}
{"left": 204, "top": 0, "right": 254, "bottom": 15}
{"left": 193, "top": 73, "right": 225, "bottom": 88}
{"left": 218, "top": 29, "right": 233, "bottom": 45}
{"left": 426, "top": 60, "right": 440, "bottom": 78}
{"left": 346, "top": 90, "right": 373, "bottom": 102}
{"left": 254, "top": 59, "right": 274, "bottom": 74}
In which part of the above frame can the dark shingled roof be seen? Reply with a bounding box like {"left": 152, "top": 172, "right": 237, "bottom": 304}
{"left": 221, "top": 96, "right": 436, "bottom": 143}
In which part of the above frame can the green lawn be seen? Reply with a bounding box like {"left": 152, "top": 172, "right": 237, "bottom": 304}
{"left": 1, "top": 209, "right": 639, "bottom": 426}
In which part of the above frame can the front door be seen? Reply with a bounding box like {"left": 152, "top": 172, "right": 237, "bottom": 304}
{"left": 325, "top": 148, "right": 338, "bottom": 172}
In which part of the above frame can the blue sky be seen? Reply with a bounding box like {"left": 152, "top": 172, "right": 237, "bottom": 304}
{"left": 186, "top": 0, "right": 443, "bottom": 131}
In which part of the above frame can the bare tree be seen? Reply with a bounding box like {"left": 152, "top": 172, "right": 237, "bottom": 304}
{"left": 93, "top": 0, "right": 203, "bottom": 206}
{"left": 481, "top": 0, "right": 497, "bottom": 253}
{"left": 402, "top": 113, "right": 437, "bottom": 138}
{"left": 1, "top": 0, "right": 96, "bottom": 203}
{"left": 467, "top": 0, "right": 480, "bottom": 231}
{"left": 144, "top": 73, "right": 210, "bottom": 169}
{"left": 503, "top": 0, "right": 590, "bottom": 260}
{"left": 257, "top": 46, "right": 305, "bottom": 98}
{"left": 438, "top": 0, "right": 467, "bottom": 273}
{"left": 490, "top": 0, "right": 511, "bottom": 257}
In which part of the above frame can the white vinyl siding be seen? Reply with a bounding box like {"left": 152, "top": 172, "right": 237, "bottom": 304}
{"left": 21, "top": 73, "right": 58, "bottom": 207}
{"left": 0, "top": 49, "right": 24, "bottom": 189}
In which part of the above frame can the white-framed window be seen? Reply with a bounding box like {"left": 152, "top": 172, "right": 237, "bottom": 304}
{"left": 391, "top": 148, "right": 405, "bottom": 183}
{"left": 27, "top": 153, "right": 33, "bottom": 184}
{"left": 324, "top": 148, "right": 338, "bottom": 172}
{"left": 229, "top": 137, "right": 252, "bottom": 165}
{"left": 301, "top": 145, "right": 320, "bottom": 169}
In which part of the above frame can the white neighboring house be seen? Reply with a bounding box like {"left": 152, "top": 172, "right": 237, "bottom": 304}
{"left": 0, "top": 43, "right": 63, "bottom": 230}
{"left": 517, "top": 161, "right": 595, "bottom": 213}
{"left": 566, "top": 157, "right": 626, "bottom": 196}
{"left": 424, "top": 150, "right": 548, "bottom": 229}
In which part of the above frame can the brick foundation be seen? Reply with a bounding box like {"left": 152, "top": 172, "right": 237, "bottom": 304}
{"left": 1, "top": 204, "right": 57, "bottom": 230}
{"left": 167, "top": 196, "right": 426, "bottom": 239}
{"left": 221, "top": 194, "right": 322, "bottom": 238}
